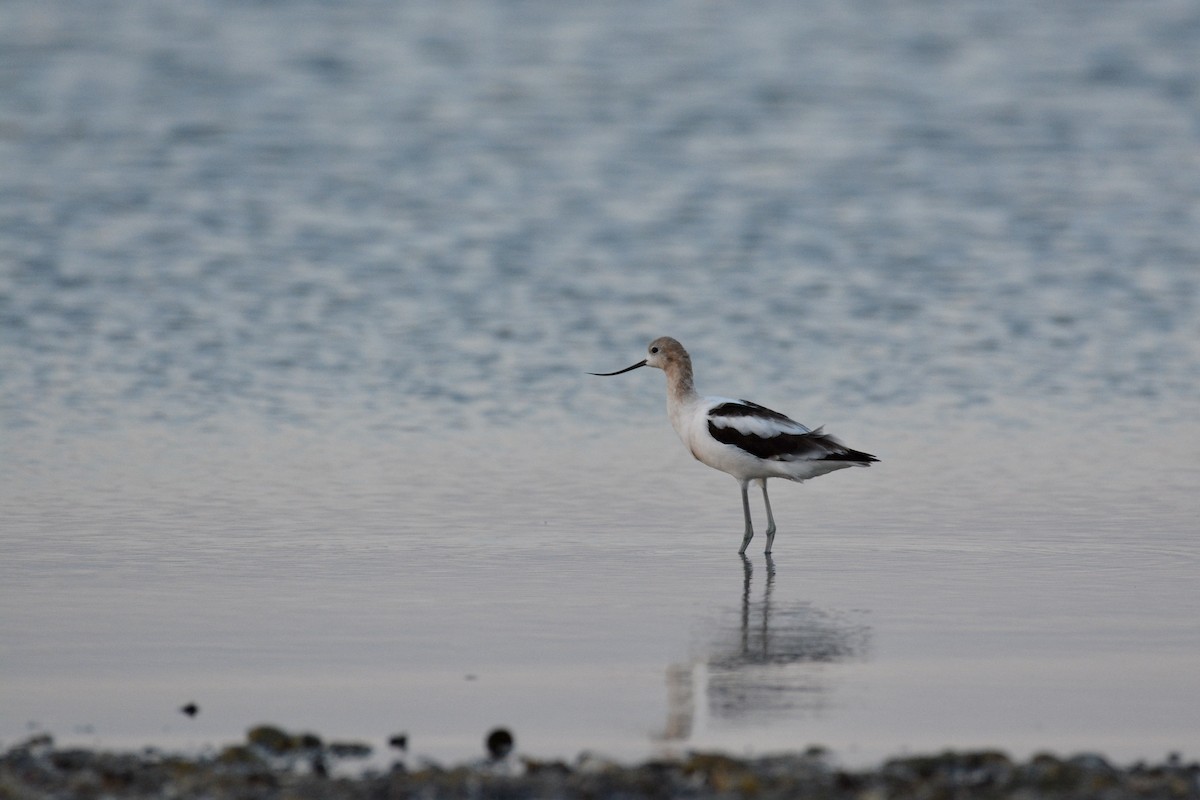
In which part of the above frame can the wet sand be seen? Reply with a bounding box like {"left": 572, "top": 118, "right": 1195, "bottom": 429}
{"left": 3, "top": 728, "right": 1197, "bottom": 800}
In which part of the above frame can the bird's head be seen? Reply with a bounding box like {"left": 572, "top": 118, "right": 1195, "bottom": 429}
{"left": 589, "top": 336, "right": 688, "bottom": 376}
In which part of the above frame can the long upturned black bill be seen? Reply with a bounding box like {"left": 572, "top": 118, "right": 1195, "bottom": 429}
{"left": 588, "top": 359, "right": 647, "bottom": 376}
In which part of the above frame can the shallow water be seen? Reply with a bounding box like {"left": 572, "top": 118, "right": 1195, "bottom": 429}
{"left": 4, "top": 411, "right": 1198, "bottom": 764}
{"left": 2, "top": 0, "right": 1199, "bottom": 767}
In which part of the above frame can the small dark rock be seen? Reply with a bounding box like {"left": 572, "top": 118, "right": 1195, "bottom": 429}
{"left": 246, "top": 725, "right": 294, "bottom": 755}
{"left": 16, "top": 733, "right": 54, "bottom": 753}
{"left": 295, "top": 732, "right": 323, "bottom": 752}
{"left": 51, "top": 749, "right": 96, "bottom": 772}
{"left": 216, "top": 744, "right": 263, "bottom": 765}
{"left": 327, "top": 741, "right": 372, "bottom": 759}
{"left": 522, "top": 758, "right": 571, "bottom": 776}
{"left": 485, "top": 728, "right": 514, "bottom": 760}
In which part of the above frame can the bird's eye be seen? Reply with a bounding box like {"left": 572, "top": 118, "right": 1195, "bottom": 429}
{"left": 650, "top": 346, "right": 659, "bottom": 354}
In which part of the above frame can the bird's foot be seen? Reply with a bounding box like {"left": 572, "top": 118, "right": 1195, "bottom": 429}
{"left": 738, "top": 529, "right": 754, "bottom": 555}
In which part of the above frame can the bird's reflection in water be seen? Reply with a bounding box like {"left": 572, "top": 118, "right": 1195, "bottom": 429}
{"left": 661, "top": 556, "right": 871, "bottom": 741}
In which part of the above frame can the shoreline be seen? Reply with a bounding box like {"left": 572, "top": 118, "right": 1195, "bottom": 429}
{"left": 3, "top": 727, "right": 1197, "bottom": 799}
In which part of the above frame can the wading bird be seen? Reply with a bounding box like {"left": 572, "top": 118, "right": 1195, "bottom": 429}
{"left": 591, "top": 337, "right": 877, "bottom": 554}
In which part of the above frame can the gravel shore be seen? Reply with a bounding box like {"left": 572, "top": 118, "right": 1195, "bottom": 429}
{"left": 2, "top": 728, "right": 1198, "bottom": 800}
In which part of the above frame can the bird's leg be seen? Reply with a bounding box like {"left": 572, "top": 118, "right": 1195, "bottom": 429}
{"left": 738, "top": 480, "right": 754, "bottom": 554}
{"left": 758, "top": 479, "right": 777, "bottom": 554}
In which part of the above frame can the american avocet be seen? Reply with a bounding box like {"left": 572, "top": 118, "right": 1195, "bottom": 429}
{"left": 591, "top": 337, "right": 877, "bottom": 555}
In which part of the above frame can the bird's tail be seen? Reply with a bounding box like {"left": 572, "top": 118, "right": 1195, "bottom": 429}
{"left": 808, "top": 426, "right": 879, "bottom": 465}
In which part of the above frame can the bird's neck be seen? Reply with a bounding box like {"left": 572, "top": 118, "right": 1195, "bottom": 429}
{"left": 664, "top": 357, "right": 698, "bottom": 409}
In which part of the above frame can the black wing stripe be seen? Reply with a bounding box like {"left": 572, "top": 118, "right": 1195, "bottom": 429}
{"left": 709, "top": 400, "right": 794, "bottom": 423}
{"left": 708, "top": 420, "right": 879, "bottom": 463}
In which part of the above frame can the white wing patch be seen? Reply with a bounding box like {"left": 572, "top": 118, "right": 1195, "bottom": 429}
{"left": 709, "top": 414, "right": 809, "bottom": 438}
{"left": 705, "top": 399, "right": 811, "bottom": 438}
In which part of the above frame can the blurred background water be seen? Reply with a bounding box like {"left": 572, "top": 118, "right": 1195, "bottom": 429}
{"left": 2, "top": 0, "right": 1198, "bottom": 767}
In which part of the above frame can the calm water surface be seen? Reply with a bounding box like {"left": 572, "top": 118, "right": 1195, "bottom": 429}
{"left": 2, "top": 0, "right": 1199, "bottom": 767}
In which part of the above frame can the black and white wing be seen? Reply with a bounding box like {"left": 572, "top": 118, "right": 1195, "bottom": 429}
{"left": 707, "top": 400, "right": 878, "bottom": 464}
